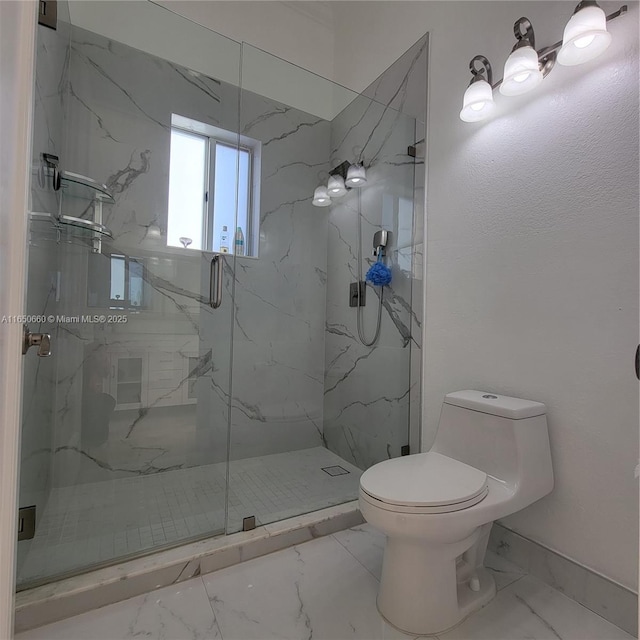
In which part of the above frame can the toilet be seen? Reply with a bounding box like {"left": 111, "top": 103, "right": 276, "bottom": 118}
{"left": 359, "top": 390, "right": 554, "bottom": 636}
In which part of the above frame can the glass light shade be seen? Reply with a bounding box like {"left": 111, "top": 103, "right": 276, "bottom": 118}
{"left": 500, "top": 45, "right": 543, "bottom": 96}
{"left": 459, "top": 79, "right": 495, "bottom": 122}
{"left": 558, "top": 4, "right": 611, "bottom": 66}
{"left": 345, "top": 164, "right": 367, "bottom": 188}
{"left": 327, "top": 175, "right": 347, "bottom": 197}
{"left": 312, "top": 185, "right": 331, "bottom": 207}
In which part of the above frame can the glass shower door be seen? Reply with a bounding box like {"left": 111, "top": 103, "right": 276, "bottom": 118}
{"left": 224, "top": 43, "right": 421, "bottom": 533}
{"left": 16, "top": 2, "right": 241, "bottom": 589}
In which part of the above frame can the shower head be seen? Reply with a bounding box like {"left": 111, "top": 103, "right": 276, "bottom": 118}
{"left": 373, "top": 230, "right": 390, "bottom": 256}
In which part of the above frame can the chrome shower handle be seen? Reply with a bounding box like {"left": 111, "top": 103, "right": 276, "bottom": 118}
{"left": 22, "top": 324, "right": 52, "bottom": 357}
{"left": 209, "top": 254, "right": 223, "bottom": 309}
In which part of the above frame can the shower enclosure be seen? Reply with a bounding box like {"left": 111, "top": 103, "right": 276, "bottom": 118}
{"left": 17, "top": 1, "right": 427, "bottom": 589}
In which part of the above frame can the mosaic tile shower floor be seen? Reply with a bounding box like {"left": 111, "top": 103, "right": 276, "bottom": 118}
{"left": 17, "top": 446, "right": 361, "bottom": 586}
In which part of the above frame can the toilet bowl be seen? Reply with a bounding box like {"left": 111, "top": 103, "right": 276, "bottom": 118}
{"left": 359, "top": 390, "right": 554, "bottom": 636}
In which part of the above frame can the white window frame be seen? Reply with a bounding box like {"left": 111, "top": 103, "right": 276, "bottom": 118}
{"left": 169, "top": 114, "right": 261, "bottom": 256}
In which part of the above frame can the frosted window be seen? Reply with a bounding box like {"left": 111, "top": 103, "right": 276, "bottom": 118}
{"left": 166, "top": 117, "right": 259, "bottom": 257}
{"left": 167, "top": 129, "right": 207, "bottom": 250}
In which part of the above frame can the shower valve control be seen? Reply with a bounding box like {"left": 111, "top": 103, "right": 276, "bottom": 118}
{"left": 349, "top": 281, "right": 367, "bottom": 307}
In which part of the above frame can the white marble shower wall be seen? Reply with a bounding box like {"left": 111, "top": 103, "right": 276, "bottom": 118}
{"left": 49, "top": 26, "right": 332, "bottom": 490}
{"left": 228, "top": 87, "right": 331, "bottom": 463}
{"left": 323, "top": 36, "right": 427, "bottom": 468}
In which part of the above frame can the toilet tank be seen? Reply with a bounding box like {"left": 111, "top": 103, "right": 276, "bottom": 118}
{"left": 431, "top": 391, "right": 550, "bottom": 489}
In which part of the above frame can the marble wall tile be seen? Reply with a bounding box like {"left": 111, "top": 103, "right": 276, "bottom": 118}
{"left": 323, "top": 35, "right": 427, "bottom": 468}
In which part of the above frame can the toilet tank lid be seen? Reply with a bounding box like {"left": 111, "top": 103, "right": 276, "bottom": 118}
{"left": 444, "top": 390, "right": 546, "bottom": 419}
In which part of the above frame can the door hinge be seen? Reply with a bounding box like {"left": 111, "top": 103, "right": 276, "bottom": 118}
{"left": 38, "top": 0, "right": 57, "bottom": 30}
{"left": 242, "top": 515, "right": 256, "bottom": 531}
{"left": 18, "top": 506, "right": 36, "bottom": 541}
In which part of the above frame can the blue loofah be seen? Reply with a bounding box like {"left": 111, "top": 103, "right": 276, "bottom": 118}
{"left": 366, "top": 256, "right": 392, "bottom": 286}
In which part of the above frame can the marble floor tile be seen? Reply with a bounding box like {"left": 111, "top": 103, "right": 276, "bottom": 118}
{"left": 484, "top": 550, "right": 528, "bottom": 591}
{"left": 440, "top": 574, "right": 634, "bottom": 640}
{"left": 15, "top": 577, "right": 222, "bottom": 640}
{"left": 332, "top": 522, "right": 386, "bottom": 580}
{"left": 16, "top": 525, "right": 633, "bottom": 640}
{"left": 202, "top": 535, "right": 414, "bottom": 640}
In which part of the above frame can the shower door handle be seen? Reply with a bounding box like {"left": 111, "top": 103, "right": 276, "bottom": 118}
{"left": 635, "top": 344, "right": 639, "bottom": 380}
{"left": 22, "top": 324, "right": 52, "bottom": 357}
{"left": 209, "top": 255, "right": 223, "bottom": 309}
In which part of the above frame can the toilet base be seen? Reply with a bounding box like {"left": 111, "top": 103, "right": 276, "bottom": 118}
{"left": 377, "top": 535, "right": 496, "bottom": 636}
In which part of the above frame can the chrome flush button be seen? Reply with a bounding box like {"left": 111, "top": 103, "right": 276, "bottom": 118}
{"left": 482, "top": 394, "right": 498, "bottom": 399}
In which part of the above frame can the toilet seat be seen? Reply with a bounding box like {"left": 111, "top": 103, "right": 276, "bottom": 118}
{"left": 359, "top": 452, "right": 489, "bottom": 514}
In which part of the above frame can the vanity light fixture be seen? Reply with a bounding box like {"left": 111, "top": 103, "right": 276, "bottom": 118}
{"left": 327, "top": 174, "right": 347, "bottom": 197}
{"left": 345, "top": 163, "right": 367, "bottom": 188}
{"left": 460, "top": 2, "right": 627, "bottom": 122}
{"left": 312, "top": 185, "right": 331, "bottom": 207}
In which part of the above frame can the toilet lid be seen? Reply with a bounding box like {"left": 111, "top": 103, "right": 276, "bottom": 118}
{"left": 359, "top": 452, "right": 488, "bottom": 508}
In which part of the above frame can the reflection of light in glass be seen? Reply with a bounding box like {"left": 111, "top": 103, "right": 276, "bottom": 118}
{"left": 129, "top": 260, "right": 144, "bottom": 308}
{"left": 110, "top": 255, "right": 125, "bottom": 301}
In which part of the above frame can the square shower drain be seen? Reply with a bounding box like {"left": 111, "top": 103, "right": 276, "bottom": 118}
{"left": 321, "top": 465, "right": 350, "bottom": 477}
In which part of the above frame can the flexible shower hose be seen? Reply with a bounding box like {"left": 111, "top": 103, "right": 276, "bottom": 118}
{"left": 356, "top": 190, "right": 383, "bottom": 347}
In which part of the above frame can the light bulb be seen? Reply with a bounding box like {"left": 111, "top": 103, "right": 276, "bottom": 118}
{"left": 575, "top": 34, "right": 596, "bottom": 48}
{"left": 558, "top": 3, "right": 611, "bottom": 66}
{"left": 500, "top": 45, "right": 543, "bottom": 96}
{"left": 460, "top": 79, "right": 495, "bottom": 122}
{"left": 345, "top": 164, "right": 367, "bottom": 188}
{"left": 327, "top": 175, "right": 347, "bottom": 197}
{"left": 312, "top": 186, "right": 331, "bottom": 207}
{"left": 513, "top": 72, "right": 531, "bottom": 83}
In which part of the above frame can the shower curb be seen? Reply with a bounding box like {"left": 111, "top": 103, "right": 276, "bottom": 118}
{"left": 15, "top": 501, "right": 363, "bottom": 633}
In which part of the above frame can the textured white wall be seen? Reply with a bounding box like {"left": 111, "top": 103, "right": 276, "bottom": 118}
{"left": 335, "top": 1, "right": 639, "bottom": 590}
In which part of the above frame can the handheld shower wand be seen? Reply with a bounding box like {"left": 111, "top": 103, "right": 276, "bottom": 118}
{"left": 355, "top": 192, "right": 391, "bottom": 346}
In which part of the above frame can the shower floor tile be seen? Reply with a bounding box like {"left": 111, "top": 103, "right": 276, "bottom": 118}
{"left": 17, "top": 447, "right": 361, "bottom": 586}
{"left": 16, "top": 524, "right": 633, "bottom": 640}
